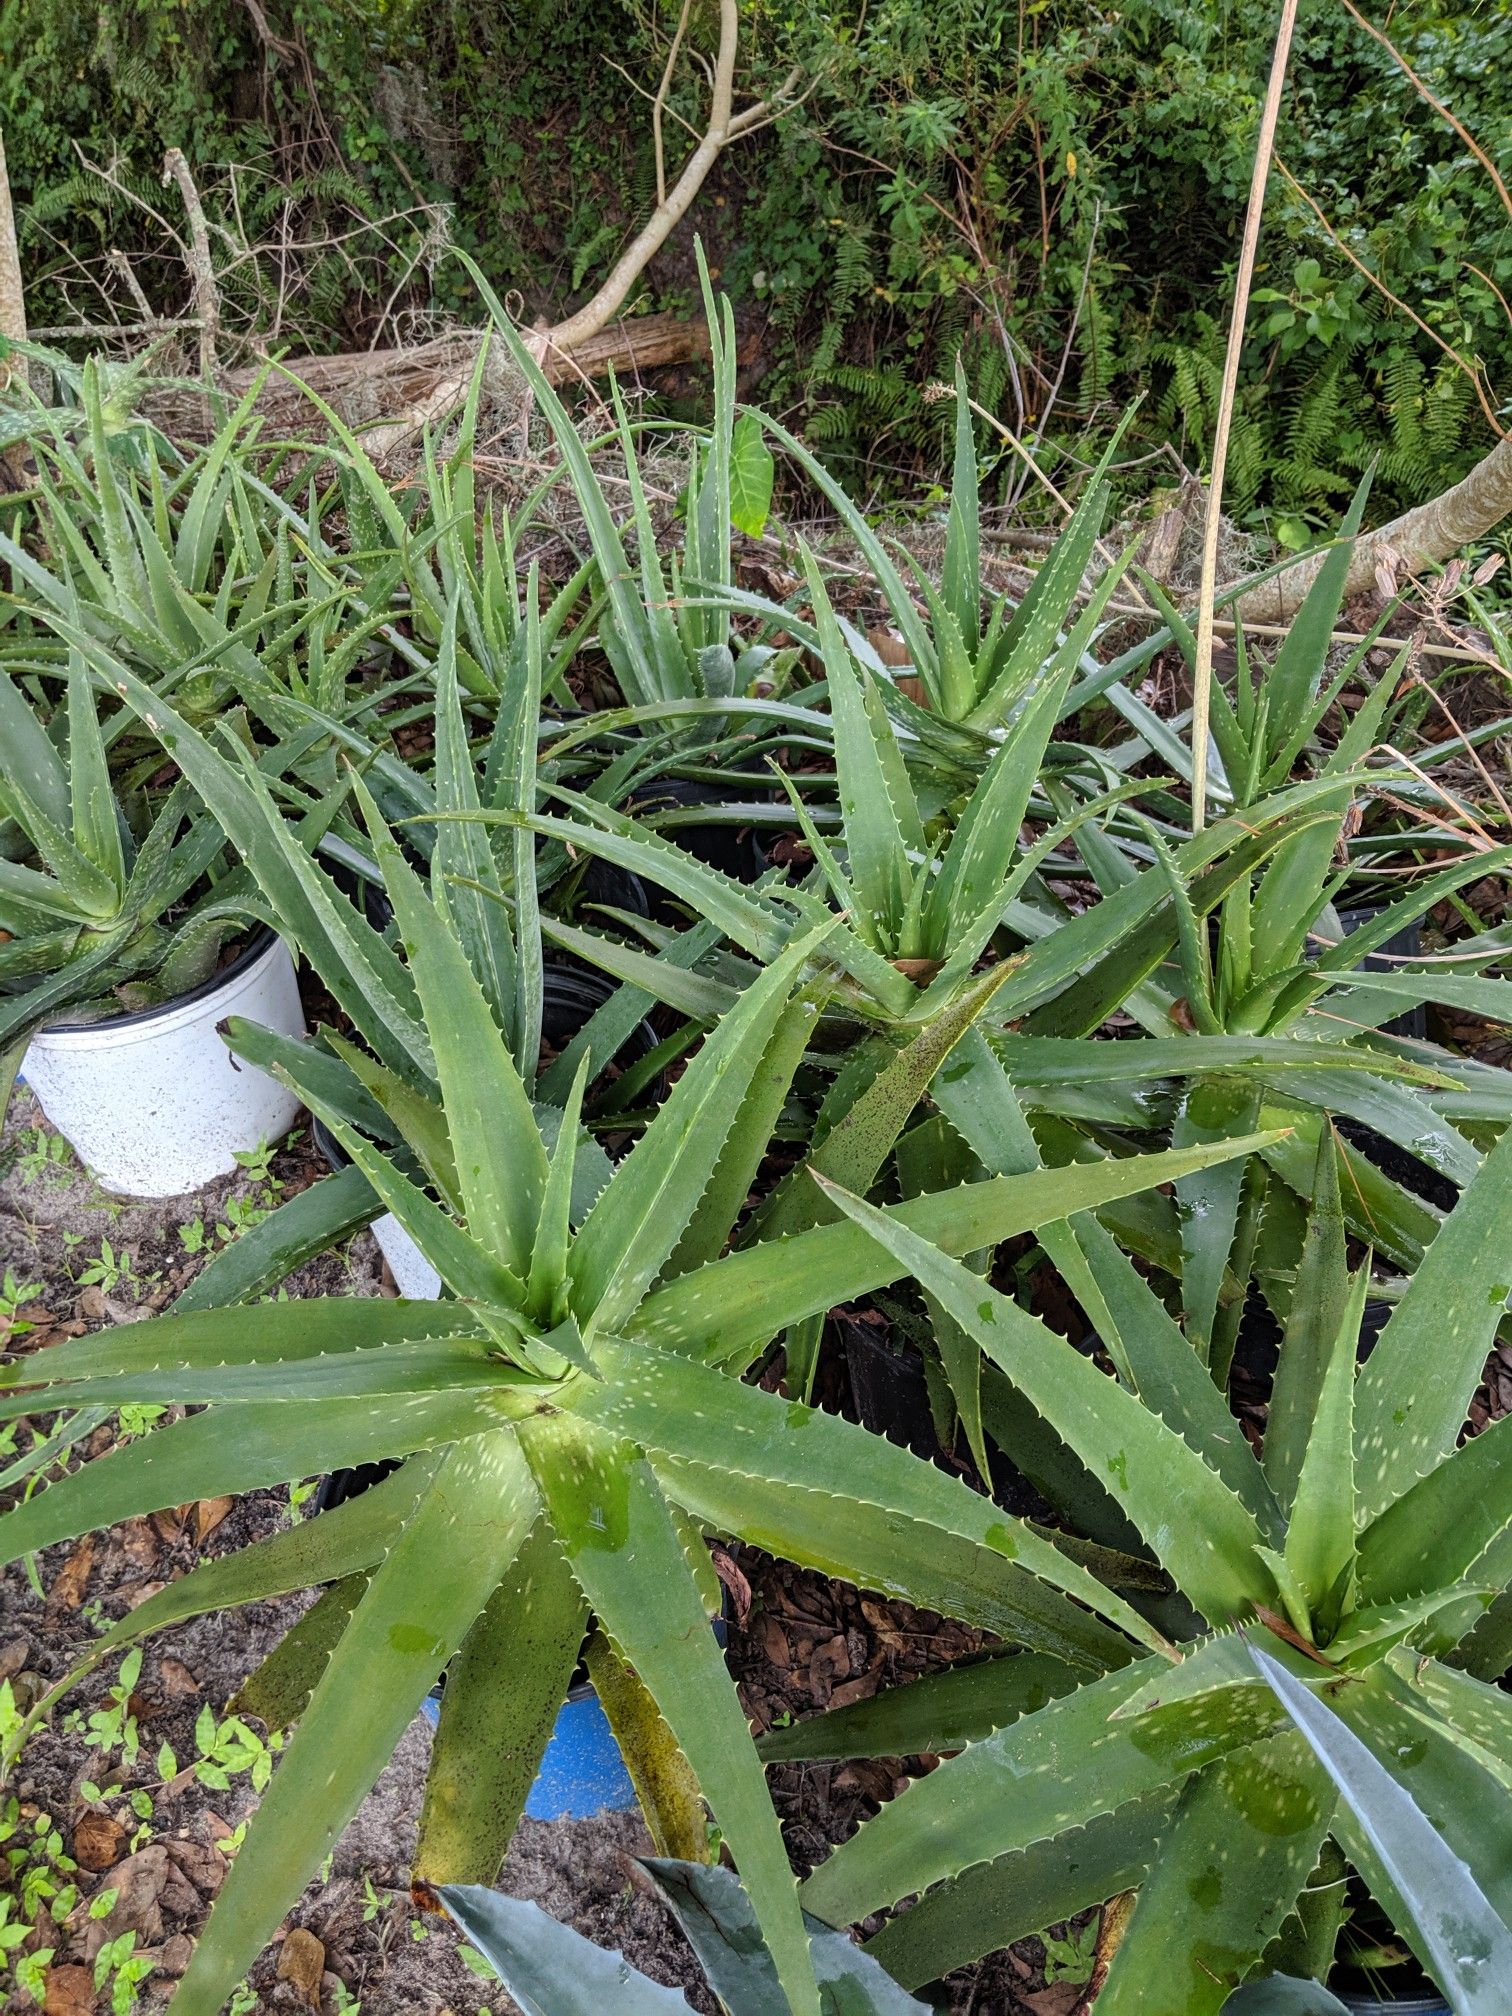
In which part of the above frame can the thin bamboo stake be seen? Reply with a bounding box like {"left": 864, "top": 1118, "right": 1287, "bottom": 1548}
{"left": 1190, "top": 0, "right": 1301, "bottom": 831}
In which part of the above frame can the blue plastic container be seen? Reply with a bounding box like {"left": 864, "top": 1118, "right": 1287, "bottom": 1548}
{"left": 420, "top": 1685, "right": 637, "bottom": 1820}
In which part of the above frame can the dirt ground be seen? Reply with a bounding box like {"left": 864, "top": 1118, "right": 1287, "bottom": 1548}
{"left": 0, "top": 1087, "right": 1109, "bottom": 2016}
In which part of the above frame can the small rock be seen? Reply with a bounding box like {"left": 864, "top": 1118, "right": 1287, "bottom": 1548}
{"left": 277, "top": 1926, "right": 327, "bottom": 2005}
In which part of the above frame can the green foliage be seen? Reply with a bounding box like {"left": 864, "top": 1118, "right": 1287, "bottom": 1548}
{"left": 442, "top": 1857, "right": 930, "bottom": 2014}
{"left": 6, "top": 0, "right": 1509, "bottom": 517}
{"left": 797, "top": 1137, "right": 1512, "bottom": 2011}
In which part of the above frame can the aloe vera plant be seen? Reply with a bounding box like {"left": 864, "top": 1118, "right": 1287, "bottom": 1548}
{"left": 463, "top": 247, "right": 777, "bottom": 727}
{"left": 0, "top": 658, "right": 255, "bottom": 1098}
{"left": 762, "top": 1115, "right": 1512, "bottom": 2014}
{"left": 0, "top": 684, "right": 1271, "bottom": 2013}
{"left": 1006, "top": 490, "right": 1512, "bottom": 1368}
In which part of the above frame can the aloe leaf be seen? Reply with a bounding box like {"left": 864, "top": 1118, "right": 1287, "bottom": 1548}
{"left": 934, "top": 1031, "right": 1278, "bottom": 1530}
{"left": 523, "top": 1417, "right": 821, "bottom": 2016}
{"left": 570, "top": 922, "right": 834, "bottom": 1336}
{"left": 105, "top": 670, "right": 431, "bottom": 1077}
{"left": 648, "top": 1856, "right": 932, "bottom": 2016}
{"left": 584, "top": 1336, "right": 1165, "bottom": 1654}
{"left": 429, "top": 596, "right": 519, "bottom": 1046}
{"left": 1251, "top": 1648, "right": 1512, "bottom": 2013}
{"left": 755, "top": 963, "right": 1015, "bottom": 1250}
{"left": 801, "top": 1659, "right": 1280, "bottom": 1929}
{"left": 758, "top": 1651, "right": 1080, "bottom": 1761}
{"left": 861, "top": 1795, "right": 1169, "bottom": 1989}
{"left": 0, "top": 661, "right": 72, "bottom": 833}
{"left": 1357, "top": 1413, "right": 1512, "bottom": 1607}
{"left": 221, "top": 1019, "right": 394, "bottom": 1141}
{"left": 1258, "top": 1109, "right": 1439, "bottom": 1275}
{"left": 663, "top": 983, "right": 824, "bottom": 1282}
{"left": 632, "top": 1133, "right": 1284, "bottom": 1367}
{"left": 1284, "top": 1264, "right": 1369, "bottom": 1629}
{"left": 1097, "top": 1734, "right": 1334, "bottom": 2015}
{"left": 439, "top": 1885, "right": 695, "bottom": 2015}
{"left": 526, "top": 1054, "right": 590, "bottom": 1320}
{"left": 1353, "top": 1121, "right": 1512, "bottom": 1523}
{"left": 0, "top": 1298, "right": 483, "bottom": 1397}
{"left": 660, "top": 1452, "right": 1137, "bottom": 1671}
{"left": 0, "top": 1332, "right": 499, "bottom": 1412}
{"left": 10, "top": 1461, "right": 436, "bottom": 1753}
{"left": 416, "top": 1519, "right": 587, "bottom": 1885}
{"left": 65, "top": 663, "right": 126, "bottom": 888}
{"left": 168, "top": 1165, "right": 378, "bottom": 1311}
{"left": 582, "top": 1631, "right": 710, "bottom": 1864}
{"left": 812, "top": 1179, "right": 1276, "bottom": 1624}
{"left": 1220, "top": 1978, "right": 1349, "bottom": 2013}
{"left": 1383, "top": 1649, "right": 1512, "bottom": 1794}
{"left": 801, "top": 545, "right": 922, "bottom": 940}
{"left": 966, "top": 481, "right": 1113, "bottom": 731}
{"left": 1264, "top": 1131, "right": 1349, "bottom": 1514}
{"left": 276, "top": 1094, "right": 526, "bottom": 1310}
{"left": 352, "top": 771, "right": 548, "bottom": 1278}
{"left": 1255, "top": 479, "right": 1369, "bottom": 771}
{"left": 538, "top": 912, "right": 739, "bottom": 1019}
{"left": 170, "top": 1430, "right": 541, "bottom": 2016}
{"left": 895, "top": 1113, "right": 990, "bottom": 1473}
{"left": 941, "top": 367, "right": 981, "bottom": 650}
{"left": 750, "top": 408, "right": 938, "bottom": 693}
{"left": 1171, "top": 1077, "right": 1261, "bottom": 1359}
{"left": 233, "top": 1577, "right": 370, "bottom": 1732}
{"left": 0, "top": 1392, "right": 507, "bottom": 1565}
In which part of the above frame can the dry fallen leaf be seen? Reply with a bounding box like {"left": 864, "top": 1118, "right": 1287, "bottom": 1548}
{"left": 72, "top": 1809, "right": 125, "bottom": 1873}
{"left": 156, "top": 1656, "right": 200, "bottom": 1700}
{"left": 46, "top": 1537, "right": 96, "bottom": 1613}
{"left": 41, "top": 1962, "right": 96, "bottom": 2015}
{"left": 194, "top": 1496, "right": 235, "bottom": 1544}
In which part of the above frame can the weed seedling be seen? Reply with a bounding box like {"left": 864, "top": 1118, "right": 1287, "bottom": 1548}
{"left": 75, "top": 1239, "right": 136, "bottom": 1295}
{"left": 82, "top": 1650, "right": 142, "bottom": 1766}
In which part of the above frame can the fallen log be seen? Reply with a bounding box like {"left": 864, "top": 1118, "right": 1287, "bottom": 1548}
{"left": 148, "top": 311, "right": 710, "bottom": 450}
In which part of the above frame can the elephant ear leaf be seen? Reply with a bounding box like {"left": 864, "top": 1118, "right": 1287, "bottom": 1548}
{"left": 1249, "top": 1645, "right": 1512, "bottom": 2015}
{"left": 438, "top": 1885, "right": 695, "bottom": 2015}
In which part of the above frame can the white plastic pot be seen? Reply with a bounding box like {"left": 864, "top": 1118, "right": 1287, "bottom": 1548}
{"left": 22, "top": 929, "right": 307, "bottom": 1198}
{"left": 369, "top": 1210, "right": 442, "bottom": 1300}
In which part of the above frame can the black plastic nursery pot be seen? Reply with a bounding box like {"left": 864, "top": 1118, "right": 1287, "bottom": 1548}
{"left": 839, "top": 1316, "right": 944, "bottom": 1462}
{"left": 622, "top": 772, "right": 771, "bottom": 887}
{"left": 1335, "top": 903, "right": 1427, "bottom": 1042}
{"left": 1334, "top": 1988, "right": 1448, "bottom": 2014}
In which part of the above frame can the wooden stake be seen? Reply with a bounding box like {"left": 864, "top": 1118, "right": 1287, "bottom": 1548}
{"left": 1190, "top": 0, "right": 1300, "bottom": 830}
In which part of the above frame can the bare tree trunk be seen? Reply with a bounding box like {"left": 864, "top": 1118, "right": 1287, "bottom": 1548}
{"left": 1238, "top": 431, "right": 1512, "bottom": 623}
{"left": 0, "top": 123, "right": 33, "bottom": 482}
{"left": 0, "top": 124, "right": 26, "bottom": 360}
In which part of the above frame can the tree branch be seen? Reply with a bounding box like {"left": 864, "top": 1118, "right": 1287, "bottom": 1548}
{"left": 1236, "top": 429, "right": 1512, "bottom": 622}
{"left": 538, "top": 0, "right": 798, "bottom": 359}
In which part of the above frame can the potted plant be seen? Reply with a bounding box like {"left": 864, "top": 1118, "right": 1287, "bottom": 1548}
{"left": 0, "top": 664, "right": 302, "bottom": 1194}
{"left": 0, "top": 692, "right": 1261, "bottom": 2015}
{"left": 767, "top": 1124, "right": 1512, "bottom": 2012}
